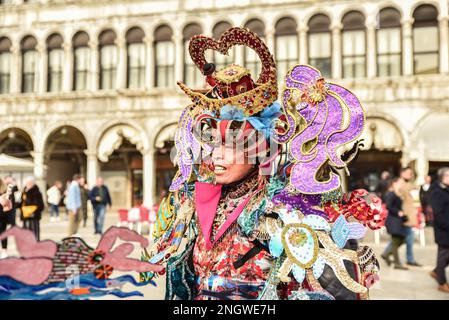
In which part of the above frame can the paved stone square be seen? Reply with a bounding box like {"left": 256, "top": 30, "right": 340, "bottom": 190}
{"left": 2, "top": 210, "right": 448, "bottom": 300}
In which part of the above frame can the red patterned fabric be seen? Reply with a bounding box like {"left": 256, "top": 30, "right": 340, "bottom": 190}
{"left": 192, "top": 223, "right": 273, "bottom": 300}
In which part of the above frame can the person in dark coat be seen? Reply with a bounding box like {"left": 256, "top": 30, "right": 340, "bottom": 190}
{"left": 381, "top": 177, "right": 409, "bottom": 270}
{"left": 20, "top": 176, "right": 44, "bottom": 241}
{"left": 79, "top": 176, "right": 90, "bottom": 227}
{"left": 0, "top": 178, "right": 16, "bottom": 258}
{"left": 89, "top": 177, "right": 112, "bottom": 235}
{"left": 419, "top": 175, "right": 433, "bottom": 226}
{"left": 429, "top": 167, "right": 449, "bottom": 293}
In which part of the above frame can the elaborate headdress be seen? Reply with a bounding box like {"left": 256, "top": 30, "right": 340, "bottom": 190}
{"left": 178, "top": 27, "right": 278, "bottom": 117}
{"left": 170, "top": 27, "right": 282, "bottom": 192}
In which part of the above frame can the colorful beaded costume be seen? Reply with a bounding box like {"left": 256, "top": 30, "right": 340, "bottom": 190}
{"left": 141, "top": 27, "right": 386, "bottom": 300}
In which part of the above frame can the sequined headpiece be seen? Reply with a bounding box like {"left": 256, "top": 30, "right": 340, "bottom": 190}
{"left": 177, "top": 27, "right": 278, "bottom": 117}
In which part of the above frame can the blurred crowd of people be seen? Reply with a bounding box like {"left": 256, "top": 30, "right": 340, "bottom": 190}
{"left": 377, "top": 167, "right": 449, "bottom": 294}
{"left": 0, "top": 174, "right": 112, "bottom": 259}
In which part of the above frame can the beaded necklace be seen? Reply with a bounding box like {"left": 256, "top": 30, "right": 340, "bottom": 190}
{"left": 210, "top": 173, "right": 259, "bottom": 241}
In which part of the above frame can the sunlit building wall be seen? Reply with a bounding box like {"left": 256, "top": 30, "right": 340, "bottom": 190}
{"left": 0, "top": 0, "right": 448, "bottom": 206}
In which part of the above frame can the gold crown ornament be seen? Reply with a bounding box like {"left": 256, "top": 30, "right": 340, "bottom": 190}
{"left": 177, "top": 27, "right": 278, "bottom": 117}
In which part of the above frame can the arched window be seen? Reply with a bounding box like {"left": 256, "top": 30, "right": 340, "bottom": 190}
{"left": 413, "top": 4, "right": 439, "bottom": 74}
{"left": 126, "top": 27, "right": 145, "bottom": 89}
{"left": 47, "top": 33, "right": 64, "bottom": 92}
{"left": 342, "top": 11, "right": 366, "bottom": 78}
{"left": 154, "top": 25, "right": 174, "bottom": 88}
{"left": 244, "top": 19, "right": 265, "bottom": 78}
{"left": 183, "top": 23, "right": 203, "bottom": 87}
{"left": 308, "top": 14, "right": 332, "bottom": 77}
{"left": 275, "top": 17, "right": 298, "bottom": 82}
{"left": 72, "top": 31, "right": 90, "bottom": 91}
{"left": 377, "top": 8, "right": 402, "bottom": 77}
{"left": 99, "top": 29, "right": 117, "bottom": 90}
{"left": 0, "top": 37, "right": 11, "bottom": 94}
{"left": 21, "top": 35, "right": 38, "bottom": 93}
{"left": 212, "top": 21, "right": 234, "bottom": 70}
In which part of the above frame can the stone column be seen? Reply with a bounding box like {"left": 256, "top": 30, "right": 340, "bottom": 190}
{"left": 439, "top": 16, "right": 449, "bottom": 74}
{"left": 10, "top": 44, "right": 20, "bottom": 93}
{"left": 88, "top": 40, "right": 99, "bottom": 91}
{"left": 400, "top": 146, "right": 411, "bottom": 169}
{"left": 415, "top": 142, "right": 429, "bottom": 186}
{"left": 299, "top": 26, "right": 308, "bottom": 64}
{"left": 63, "top": 42, "right": 73, "bottom": 92}
{"left": 115, "top": 35, "right": 127, "bottom": 89}
{"left": 32, "top": 151, "right": 46, "bottom": 199}
{"left": 402, "top": 19, "right": 414, "bottom": 76}
{"left": 331, "top": 24, "right": 342, "bottom": 78}
{"left": 85, "top": 150, "right": 99, "bottom": 189}
{"left": 37, "top": 43, "right": 47, "bottom": 93}
{"left": 142, "top": 148, "right": 155, "bottom": 207}
{"left": 173, "top": 32, "right": 184, "bottom": 85}
{"left": 366, "top": 23, "right": 377, "bottom": 78}
{"left": 144, "top": 35, "right": 154, "bottom": 90}
{"left": 265, "top": 28, "right": 275, "bottom": 56}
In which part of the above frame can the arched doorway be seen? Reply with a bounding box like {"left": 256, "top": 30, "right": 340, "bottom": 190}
{"left": 348, "top": 118, "right": 403, "bottom": 192}
{"left": 44, "top": 125, "right": 87, "bottom": 189}
{"left": 0, "top": 128, "right": 34, "bottom": 189}
{"left": 415, "top": 113, "right": 449, "bottom": 182}
{"left": 154, "top": 123, "right": 177, "bottom": 202}
{"left": 97, "top": 124, "right": 144, "bottom": 208}
{"left": 0, "top": 128, "right": 33, "bottom": 159}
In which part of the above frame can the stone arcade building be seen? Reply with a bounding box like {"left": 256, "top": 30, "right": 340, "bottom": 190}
{"left": 1, "top": 0, "right": 449, "bottom": 207}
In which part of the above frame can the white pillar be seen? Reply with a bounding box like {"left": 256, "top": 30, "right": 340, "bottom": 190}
{"left": 37, "top": 43, "right": 47, "bottom": 93}
{"left": 331, "top": 24, "right": 342, "bottom": 78}
{"left": 10, "top": 44, "right": 20, "bottom": 94}
{"left": 85, "top": 150, "right": 99, "bottom": 188}
{"left": 116, "top": 35, "right": 127, "bottom": 89}
{"left": 299, "top": 26, "right": 308, "bottom": 64}
{"left": 439, "top": 16, "right": 449, "bottom": 74}
{"left": 366, "top": 23, "right": 377, "bottom": 78}
{"left": 402, "top": 19, "right": 414, "bottom": 76}
{"left": 143, "top": 148, "right": 155, "bottom": 207}
{"left": 88, "top": 40, "right": 99, "bottom": 91}
{"left": 144, "top": 35, "right": 154, "bottom": 89}
{"left": 32, "top": 151, "right": 46, "bottom": 198}
{"left": 173, "top": 32, "right": 184, "bottom": 84}
{"left": 63, "top": 42, "right": 73, "bottom": 92}
{"left": 265, "top": 28, "right": 275, "bottom": 56}
{"left": 415, "top": 142, "right": 429, "bottom": 186}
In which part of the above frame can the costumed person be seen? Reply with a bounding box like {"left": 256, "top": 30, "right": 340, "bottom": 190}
{"left": 140, "top": 27, "right": 385, "bottom": 300}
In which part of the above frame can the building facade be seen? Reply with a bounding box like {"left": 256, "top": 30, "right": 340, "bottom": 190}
{"left": 0, "top": 0, "right": 449, "bottom": 207}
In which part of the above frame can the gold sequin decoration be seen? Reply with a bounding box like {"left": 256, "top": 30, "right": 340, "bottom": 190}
{"left": 265, "top": 217, "right": 281, "bottom": 237}
{"left": 281, "top": 223, "right": 319, "bottom": 269}
{"left": 317, "top": 231, "right": 367, "bottom": 294}
{"left": 277, "top": 258, "right": 294, "bottom": 283}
